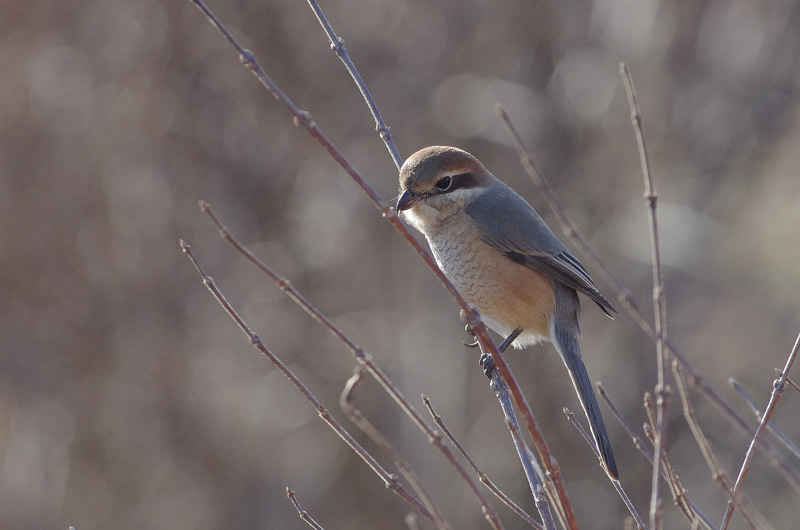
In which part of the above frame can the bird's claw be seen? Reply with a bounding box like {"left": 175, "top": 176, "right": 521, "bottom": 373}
{"left": 479, "top": 353, "right": 495, "bottom": 378}
{"left": 462, "top": 319, "right": 479, "bottom": 348}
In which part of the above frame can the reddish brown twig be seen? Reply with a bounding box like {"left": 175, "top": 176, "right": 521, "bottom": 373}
{"left": 341, "top": 369, "right": 453, "bottom": 530}
{"left": 199, "top": 203, "right": 503, "bottom": 530}
{"left": 180, "top": 240, "right": 434, "bottom": 521}
{"left": 422, "top": 395, "right": 542, "bottom": 529}
{"left": 491, "top": 368, "right": 556, "bottom": 530}
{"left": 502, "top": 406, "right": 556, "bottom": 530}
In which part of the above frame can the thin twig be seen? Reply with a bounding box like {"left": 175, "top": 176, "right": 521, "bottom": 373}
{"left": 659, "top": 449, "right": 716, "bottom": 530}
{"left": 187, "top": 4, "right": 580, "bottom": 524}
{"left": 619, "top": 62, "right": 670, "bottom": 530}
{"left": 199, "top": 203, "right": 504, "bottom": 530}
{"left": 189, "top": 0, "right": 390, "bottom": 221}
{"left": 598, "top": 385, "right": 716, "bottom": 530}
{"left": 300, "top": 2, "right": 581, "bottom": 524}
{"left": 422, "top": 395, "right": 542, "bottom": 529}
{"left": 673, "top": 361, "right": 771, "bottom": 530}
{"left": 643, "top": 392, "right": 657, "bottom": 441}
{"left": 500, "top": 104, "right": 678, "bottom": 524}
{"left": 777, "top": 370, "right": 800, "bottom": 394}
{"left": 287, "top": 488, "right": 327, "bottom": 530}
{"left": 342, "top": 369, "right": 453, "bottom": 530}
{"left": 201, "top": 203, "right": 430, "bottom": 435}
{"left": 730, "top": 378, "right": 800, "bottom": 459}
{"left": 563, "top": 409, "right": 647, "bottom": 530}
{"left": 598, "top": 385, "right": 649, "bottom": 458}
{"left": 180, "top": 239, "right": 434, "bottom": 521}
{"left": 491, "top": 369, "right": 556, "bottom": 530}
{"left": 660, "top": 448, "right": 718, "bottom": 530}
{"left": 304, "top": 0, "right": 402, "bottom": 168}
{"left": 498, "top": 97, "right": 800, "bottom": 493}
{"left": 476, "top": 335, "right": 575, "bottom": 529}
{"left": 720, "top": 331, "right": 800, "bottom": 530}
{"left": 507, "top": 425, "right": 557, "bottom": 530}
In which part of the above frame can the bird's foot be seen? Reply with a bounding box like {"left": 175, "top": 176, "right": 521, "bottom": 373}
{"left": 461, "top": 312, "right": 479, "bottom": 348}
{"left": 498, "top": 328, "right": 523, "bottom": 353}
{"left": 479, "top": 353, "right": 495, "bottom": 378}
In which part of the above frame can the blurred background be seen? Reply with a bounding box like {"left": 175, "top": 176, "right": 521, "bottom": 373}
{"left": 2, "top": 0, "right": 800, "bottom": 528}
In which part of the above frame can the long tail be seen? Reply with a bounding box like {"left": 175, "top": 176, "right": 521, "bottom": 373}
{"left": 552, "top": 321, "right": 619, "bottom": 479}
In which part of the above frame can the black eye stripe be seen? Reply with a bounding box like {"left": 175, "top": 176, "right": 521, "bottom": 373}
{"left": 431, "top": 172, "right": 478, "bottom": 194}
{"left": 446, "top": 172, "right": 478, "bottom": 192}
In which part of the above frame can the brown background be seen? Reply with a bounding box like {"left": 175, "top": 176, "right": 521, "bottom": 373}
{"left": 2, "top": 0, "right": 800, "bottom": 528}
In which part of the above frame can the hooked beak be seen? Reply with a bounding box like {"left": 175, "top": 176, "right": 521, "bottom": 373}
{"left": 396, "top": 189, "right": 420, "bottom": 211}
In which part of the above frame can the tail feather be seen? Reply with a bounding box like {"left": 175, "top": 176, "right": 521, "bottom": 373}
{"left": 552, "top": 322, "right": 619, "bottom": 479}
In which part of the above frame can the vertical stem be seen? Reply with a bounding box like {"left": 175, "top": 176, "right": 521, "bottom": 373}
{"left": 620, "top": 63, "right": 670, "bottom": 530}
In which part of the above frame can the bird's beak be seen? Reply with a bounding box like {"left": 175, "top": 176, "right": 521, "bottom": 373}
{"left": 396, "top": 189, "right": 419, "bottom": 211}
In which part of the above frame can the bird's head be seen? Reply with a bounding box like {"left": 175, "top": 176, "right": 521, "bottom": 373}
{"left": 396, "top": 146, "right": 492, "bottom": 232}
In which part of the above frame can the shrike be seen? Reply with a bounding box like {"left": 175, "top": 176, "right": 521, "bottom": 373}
{"left": 396, "top": 145, "right": 618, "bottom": 479}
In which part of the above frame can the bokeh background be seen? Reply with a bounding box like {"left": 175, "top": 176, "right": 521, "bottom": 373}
{"left": 3, "top": 0, "right": 800, "bottom": 528}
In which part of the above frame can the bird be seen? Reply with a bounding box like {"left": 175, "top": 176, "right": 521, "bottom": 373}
{"left": 396, "top": 145, "right": 619, "bottom": 479}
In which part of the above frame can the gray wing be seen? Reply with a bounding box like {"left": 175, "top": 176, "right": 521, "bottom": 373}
{"left": 466, "top": 181, "right": 617, "bottom": 317}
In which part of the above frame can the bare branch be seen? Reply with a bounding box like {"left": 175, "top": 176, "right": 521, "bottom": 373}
{"left": 777, "top": 370, "right": 800, "bottom": 394}
{"left": 422, "top": 395, "right": 542, "bottom": 529}
{"left": 619, "top": 62, "right": 671, "bottom": 530}
{"left": 720, "top": 331, "right": 800, "bottom": 529}
{"left": 563, "top": 408, "right": 646, "bottom": 530}
{"left": 199, "top": 203, "right": 505, "bottom": 530}
{"left": 673, "top": 361, "right": 770, "bottom": 530}
{"left": 502, "top": 421, "right": 556, "bottom": 530}
{"left": 473, "top": 337, "right": 576, "bottom": 528}
{"left": 598, "top": 385, "right": 716, "bottom": 530}
{"left": 303, "top": 0, "right": 403, "bottom": 168}
{"left": 287, "top": 488, "right": 327, "bottom": 530}
{"left": 730, "top": 378, "right": 800, "bottom": 459}
{"left": 180, "top": 239, "right": 434, "bottom": 520}
{"left": 490, "top": 369, "right": 556, "bottom": 530}
{"left": 341, "top": 369, "right": 453, "bottom": 530}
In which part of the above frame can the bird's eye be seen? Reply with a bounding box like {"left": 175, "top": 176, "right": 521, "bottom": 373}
{"left": 435, "top": 176, "right": 452, "bottom": 191}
